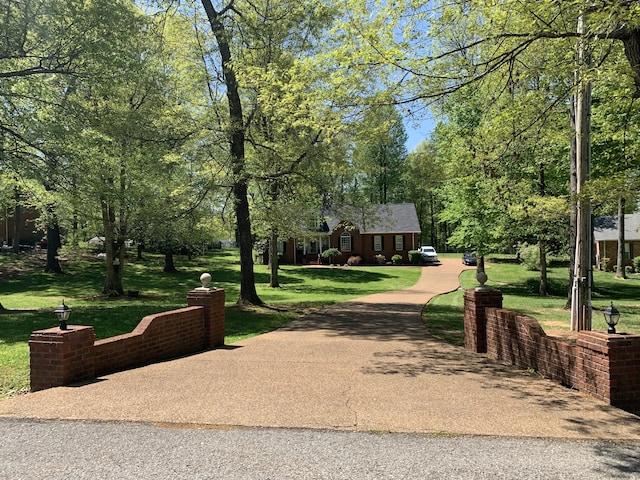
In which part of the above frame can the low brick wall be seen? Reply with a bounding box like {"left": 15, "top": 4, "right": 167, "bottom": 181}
{"left": 30, "top": 288, "right": 225, "bottom": 392}
{"left": 485, "top": 308, "right": 580, "bottom": 389}
{"left": 464, "top": 288, "right": 640, "bottom": 413}
{"left": 469, "top": 296, "right": 640, "bottom": 412}
{"left": 93, "top": 307, "right": 206, "bottom": 376}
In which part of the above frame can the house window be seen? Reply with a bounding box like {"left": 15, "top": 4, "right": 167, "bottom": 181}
{"left": 625, "top": 243, "right": 633, "bottom": 260}
{"left": 340, "top": 232, "right": 352, "bottom": 252}
{"left": 395, "top": 235, "right": 404, "bottom": 251}
{"left": 373, "top": 235, "right": 383, "bottom": 251}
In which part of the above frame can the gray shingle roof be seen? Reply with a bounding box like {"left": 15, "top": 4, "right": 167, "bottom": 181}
{"left": 324, "top": 203, "right": 421, "bottom": 234}
{"left": 593, "top": 213, "right": 640, "bottom": 241}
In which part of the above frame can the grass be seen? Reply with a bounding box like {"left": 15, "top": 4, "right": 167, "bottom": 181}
{"left": 423, "top": 254, "right": 640, "bottom": 346}
{"left": 0, "top": 247, "right": 421, "bottom": 398}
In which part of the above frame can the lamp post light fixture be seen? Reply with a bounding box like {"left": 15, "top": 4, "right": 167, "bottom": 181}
{"left": 54, "top": 300, "right": 71, "bottom": 330}
{"left": 603, "top": 301, "right": 620, "bottom": 334}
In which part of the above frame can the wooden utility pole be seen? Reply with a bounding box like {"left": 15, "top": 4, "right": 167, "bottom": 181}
{"left": 571, "top": 13, "right": 592, "bottom": 331}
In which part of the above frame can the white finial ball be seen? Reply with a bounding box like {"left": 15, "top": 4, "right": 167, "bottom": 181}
{"left": 200, "top": 273, "right": 212, "bottom": 288}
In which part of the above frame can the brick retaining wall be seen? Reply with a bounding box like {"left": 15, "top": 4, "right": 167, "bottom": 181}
{"left": 464, "top": 288, "right": 640, "bottom": 412}
{"left": 93, "top": 307, "right": 206, "bottom": 376}
{"left": 30, "top": 287, "right": 225, "bottom": 392}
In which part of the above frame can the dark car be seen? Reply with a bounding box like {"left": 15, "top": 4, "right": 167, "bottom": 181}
{"left": 463, "top": 252, "right": 477, "bottom": 266}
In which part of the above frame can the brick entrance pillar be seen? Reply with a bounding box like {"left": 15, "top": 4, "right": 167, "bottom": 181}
{"left": 29, "top": 326, "right": 96, "bottom": 392}
{"left": 187, "top": 288, "right": 226, "bottom": 347}
{"left": 464, "top": 288, "right": 503, "bottom": 353}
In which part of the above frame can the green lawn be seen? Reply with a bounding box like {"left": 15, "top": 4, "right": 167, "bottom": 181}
{"left": 424, "top": 255, "right": 640, "bottom": 346}
{"left": 0, "top": 247, "right": 421, "bottom": 398}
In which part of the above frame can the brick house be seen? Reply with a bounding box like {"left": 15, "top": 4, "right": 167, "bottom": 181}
{"left": 1, "top": 207, "right": 41, "bottom": 249}
{"left": 280, "top": 203, "right": 421, "bottom": 265}
{"left": 593, "top": 212, "right": 640, "bottom": 270}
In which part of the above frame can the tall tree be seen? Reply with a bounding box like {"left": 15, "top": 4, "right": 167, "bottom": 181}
{"left": 198, "top": 0, "right": 264, "bottom": 304}
{"left": 238, "top": 0, "right": 342, "bottom": 288}
{"left": 329, "top": 0, "right": 640, "bottom": 326}
{"left": 353, "top": 106, "right": 408, "bottom": 204}
{"left": 0, "top": 0, "right": 132, "bottom": 272}
{"left": 54, "top": 4, "right": 200, "bottom": 295}
{"left": 403, "top": 141, "right": 446, "bottom": 249}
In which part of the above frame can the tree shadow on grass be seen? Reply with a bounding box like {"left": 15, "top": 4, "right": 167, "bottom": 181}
{"left": 294, "top": 267, "right": 393, "bottom": 283}
{"left": 422, "top": 303, "right": 465, "bottom": 347}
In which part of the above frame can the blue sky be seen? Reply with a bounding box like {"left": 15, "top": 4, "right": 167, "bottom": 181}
{"left": 403, "top": 110, "right": 437, "bottom": 152}
{"left": 404, "top": 118, "right": 435, "bottom": 152}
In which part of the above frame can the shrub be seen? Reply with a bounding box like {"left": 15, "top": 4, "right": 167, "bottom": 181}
{"left": 633, "top": 256, "right": 640, "bottom": 273}
{"left": 321, "top": 248, "right": 341, "bottom": 264}
{"left": 391, "top": 254, "right": 403, "bottom": 265}
{"left": 347, "top": 255, "right": 362, "bottom": 266}
{"left": 626, "top": 265, "right": 634, "bottom": 275}
{"left": 601, "top": 257, "right": 611, "bottom": 271}
{"left": 408, "top": 250, "right": 421, "bottom": 264}
{"left": 525, "top": 277, "right": 566, "bottom": 296}
{"left": 321, "top": 248, "right": 340, "bottom": 258}
{"left": 518, "top": 243, "right": 540, "bottom": 271}
{"left": 375, "top": 254, "right": 386, "bottom": 265}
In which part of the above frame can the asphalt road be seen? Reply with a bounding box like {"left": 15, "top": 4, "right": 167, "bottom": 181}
{"left": 2, "top": 418, "right": 639, "bottom": 480}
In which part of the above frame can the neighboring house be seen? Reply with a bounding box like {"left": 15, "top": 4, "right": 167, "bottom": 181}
{"left": 1, "top": 207, "right": 41, "bottom": 248}
{"left": 593, "top": 212, "right": 640, "bottom": 270}
{"left": 280, "top": 203, "right": 422, "bottom": 265}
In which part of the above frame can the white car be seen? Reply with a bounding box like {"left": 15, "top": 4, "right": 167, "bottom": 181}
{"left": 420, "top": 246, "right": 438, "bottom": 263}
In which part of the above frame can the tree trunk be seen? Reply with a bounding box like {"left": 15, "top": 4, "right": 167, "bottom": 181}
{"left": 44, "top": 220, "right": 63, "bottom": 273}
{"left": 11, "top": 190, "right": 21, "bottom": 254}
{"left": 103, "top": 241, "right": 125, "bottom": 296}
{"left": 269, "top": 230, "right": 280, "bottom": 288}
{"left": 621, "top": 27, "right": 640, "bottom": 98}
{"left": 101, "top": 198, "right": 124, "bottom": 296}
{"left": 164, "top": 247, "right": 177, "bottom": 273}
{"left": 71, "top": 213, "right": 79, "bottom": 247}
{"left": 202, "top": 0, "right": 262, "bottom": 305}
{"left": 538, "top": 163, "right": 548, "bottom": 296}
{"left": 616, "top": 196, "right": 627, "bottom": 279}
{"left": 429, "top": 193, "right": 437, "bottom": 247}
{"left": 235, "top": 182, "right": 262, "bottom": 304}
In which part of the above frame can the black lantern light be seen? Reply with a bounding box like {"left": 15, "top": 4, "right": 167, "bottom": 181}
{"left": 603, "top": 301, "right": 620, "bottom": 334}
{"left": 54, "top": 300, "right": 71, "bottom": 330}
